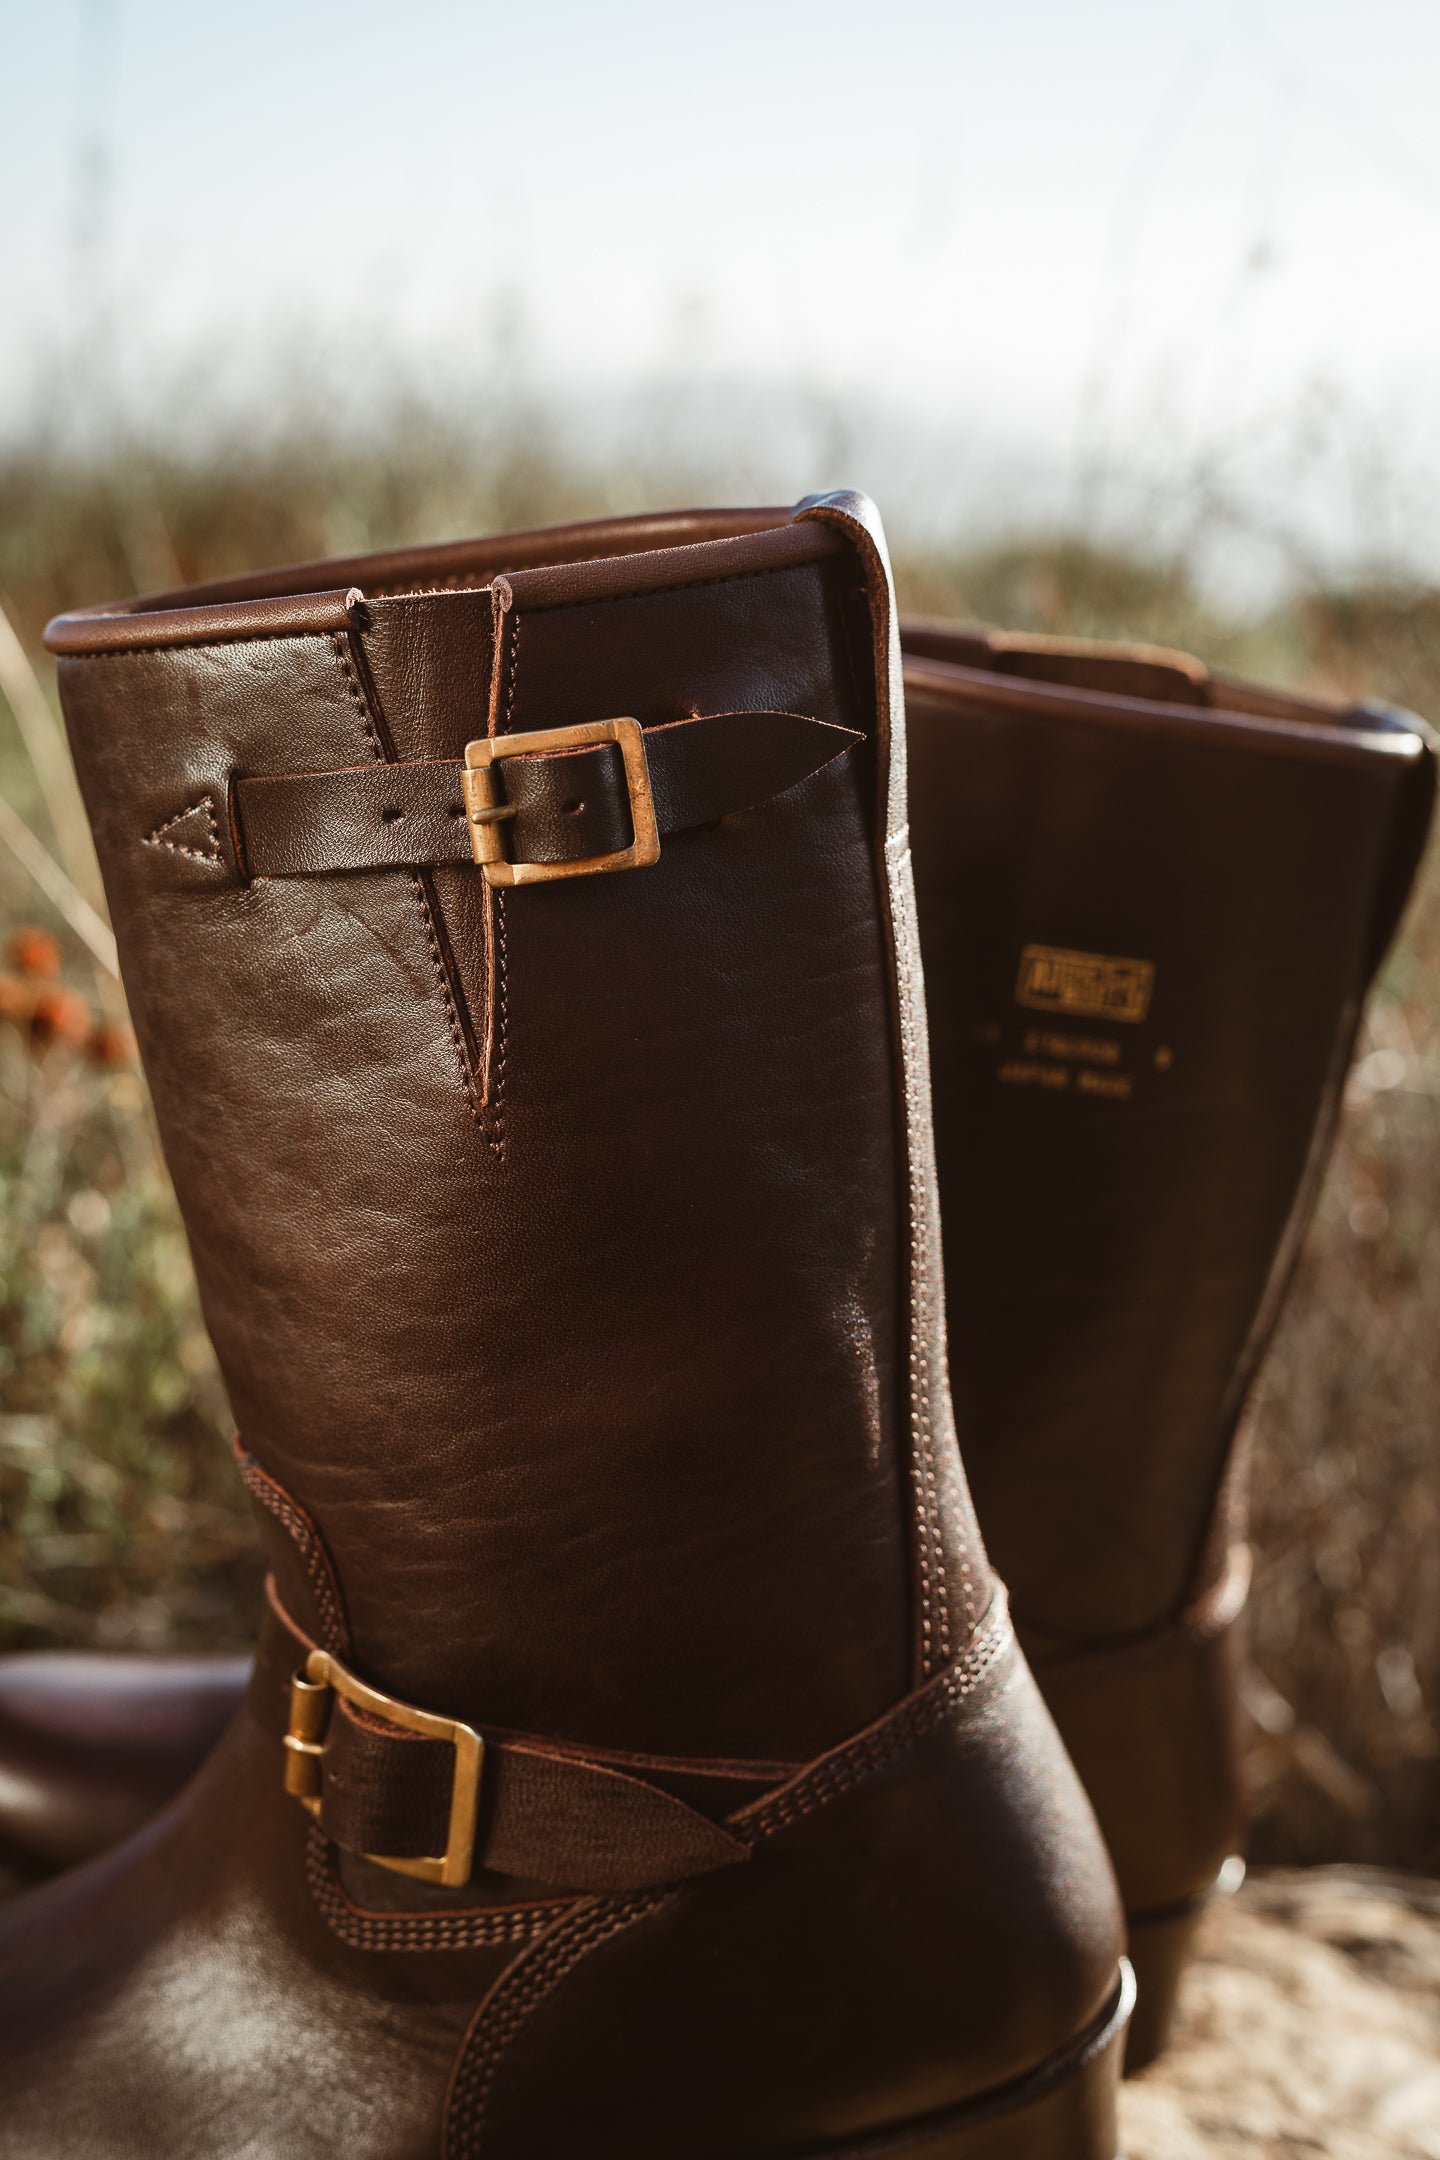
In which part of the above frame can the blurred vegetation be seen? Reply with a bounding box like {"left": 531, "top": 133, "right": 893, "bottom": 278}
{"left": 0, "top": 409, "right": 1437, "bottom": 1867}
{"left": 0, "top": 953, "right": 254, "bottom": 1648}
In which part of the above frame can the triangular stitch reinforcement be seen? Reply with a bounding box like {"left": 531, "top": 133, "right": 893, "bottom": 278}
{"left": 143, "top": 795, "right": 222, "bottom": 864}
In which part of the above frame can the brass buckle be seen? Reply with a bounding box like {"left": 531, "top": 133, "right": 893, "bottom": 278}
{"left": 283, "top": 1648, "right": 484, "bottom": 1887}
{"left": 461, "top": 717, "right": 660, "bottom": 887}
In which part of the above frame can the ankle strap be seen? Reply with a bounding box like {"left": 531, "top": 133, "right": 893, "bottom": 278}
{"left": 253, "top": 1582, "right": 1016, "bottom": 1900}
{"left": 252, "top": 1589, "right": 765, "bottom": 1893}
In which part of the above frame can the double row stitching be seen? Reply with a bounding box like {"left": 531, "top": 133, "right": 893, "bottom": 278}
{"left": 888, "top": 833, "right": 951, "bottom": 1677}
{"left": 305, "top": 1828, "right": 567, "bottom": 1954}
{"left": 443, "top": 1892, "right": 673, "bottom": 2159}
{"left": 442, "top": 1606, "right": 1013, "bottom": 2154}
{"left": 234, "top": 1443, "right": 350, "bottom": 1659}
{"left": 737, "top": 1606, "right": 1009, "bottom": 1844}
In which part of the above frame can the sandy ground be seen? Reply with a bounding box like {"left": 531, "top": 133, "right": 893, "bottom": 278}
{"left": 1124, "top": 1871, "right": 1440, "bottom": 2159}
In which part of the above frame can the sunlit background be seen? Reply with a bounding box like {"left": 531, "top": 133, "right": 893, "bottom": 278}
{"left": 7, "top": 0, "right": 1440, "bottom": 594}
{"left": 0, "top": 0, "right": 1438, "bottom": 1880}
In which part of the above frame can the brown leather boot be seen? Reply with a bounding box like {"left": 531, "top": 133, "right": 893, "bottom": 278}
{"left": 2, "top": 612, "right": 1428, "bottom": 2077}
{"left": 0, "top": 502, "right": 1127, "bottom": 2159}
{"left": 0, "top": 1653, "right": 247, "bottom": 1889}
{"left": 902, "top": 620, "right": 1435, "bottom": 2064}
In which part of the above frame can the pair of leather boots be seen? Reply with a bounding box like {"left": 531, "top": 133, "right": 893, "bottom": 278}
{"left": 0, "top": 496, "right": 1429, "bottom": 2158}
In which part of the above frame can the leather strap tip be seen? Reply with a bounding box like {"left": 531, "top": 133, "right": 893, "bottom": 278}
{"left": 532, "top": 1819, "right": 751, "bottom": 1897}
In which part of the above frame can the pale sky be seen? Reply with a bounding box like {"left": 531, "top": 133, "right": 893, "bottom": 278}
{"left": 4, "top": 0, "right": 1440, "bottom": 583}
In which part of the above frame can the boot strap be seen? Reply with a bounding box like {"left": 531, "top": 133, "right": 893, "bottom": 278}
{"left": 255, "top": 1589, "right": 757, "bottom": 1893}
{"left": 230, "top": 710, "right": 860, "bottom": 885}
{"left": 258, "top": 1583, "right": 1016, "bottom": 1900}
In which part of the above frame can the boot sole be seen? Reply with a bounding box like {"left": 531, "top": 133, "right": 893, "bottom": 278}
{"left": 1124, "top": 1856, "right": 1245, "bottom": 2073}
{"left": 813, "top": 1959, "right": 1134, "bottom": 2159}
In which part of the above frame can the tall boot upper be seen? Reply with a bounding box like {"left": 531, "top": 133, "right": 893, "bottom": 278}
{"left": 0, "top": 501, "right": 1126, "bottom": 2160}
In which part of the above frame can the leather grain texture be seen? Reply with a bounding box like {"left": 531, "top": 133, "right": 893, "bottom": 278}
{"left": 55, "top": 541, "right": 910, "bottom": 1761}
{"left": 0, "top": 605, "right": 1428, "bottom": 2093}
{"left": 0, "top": 508, "right": 1121, "bottom": 2157}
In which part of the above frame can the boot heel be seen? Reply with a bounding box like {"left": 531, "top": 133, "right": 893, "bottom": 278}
{"left": 1124, "top": 1853, "right": 1244, "bottom": 2072}
{"left": 1123, "top": 1902, "right": 1200, "bottom": 2071}
{"left": 828, "top": 1962, "right": 1134, "bottom": 2159}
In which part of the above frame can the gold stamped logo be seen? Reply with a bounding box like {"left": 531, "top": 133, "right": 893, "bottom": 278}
{"left": 1015, "top": 945, "right": 1155, "bottom": 1025}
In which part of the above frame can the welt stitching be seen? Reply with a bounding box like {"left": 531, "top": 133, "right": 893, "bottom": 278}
{"left": 142, "top": 793, "right": 222, "bottom": 864}
{"left": 330, "top": 633, "right": 482, "bottom": 1124}
{"left": 444, "top": 1893, "right": 672, "bottom": 2158}
{"left": 305, "top": 1827, "right": 566, "bottom": 1954}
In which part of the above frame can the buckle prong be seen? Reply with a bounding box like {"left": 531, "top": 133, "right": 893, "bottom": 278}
{"left": 462, "top": 717, "right": 660, "bottom": 886}
{"left": 284, "top": 1649, "right": 484, "bottom": 1888}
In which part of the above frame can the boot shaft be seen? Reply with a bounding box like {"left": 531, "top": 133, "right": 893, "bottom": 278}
{"left": 50, "top": 501, "right": 985, "bottom": 1763}
{"left": 903, "top": 623, "right": 1434, "bottom": 1642}
{"left": 2, "top": 571, "right": 1131, "bottom": 2160}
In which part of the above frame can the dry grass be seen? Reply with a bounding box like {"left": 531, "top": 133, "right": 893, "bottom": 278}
{"left": 1123, "top": 1870, "right": 1440, "bottom": 2158}
{"left": 1, "top": 415, "right": 1436, "bottom": 1866}
{"left": 0, "top": 981, "right": 256, "bottom": 1650}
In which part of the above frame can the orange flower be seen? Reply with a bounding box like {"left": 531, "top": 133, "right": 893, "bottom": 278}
{"left": 86, "top": 1020, "right": 137, "bottom": 1068}
{"left": 8, "top": 928, "right": 62, "bottom": 979}
{"left": 29, "top": 986, "right": 93, "bottom": 1047}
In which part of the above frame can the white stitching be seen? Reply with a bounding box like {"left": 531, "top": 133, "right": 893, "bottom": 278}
{"left": 142, "top": 794, "right": 222, "bottom": 864}
{"left": 888, "top": 831, "right": 951, "bottom": 1675}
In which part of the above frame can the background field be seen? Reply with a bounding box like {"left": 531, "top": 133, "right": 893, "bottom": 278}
{"left": 1, "top": 407, "right": 1436, "bottom": 1872}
